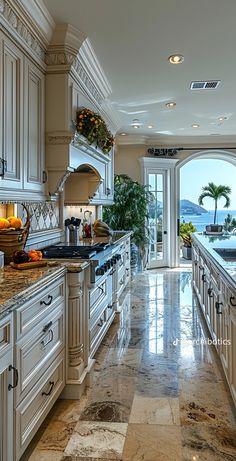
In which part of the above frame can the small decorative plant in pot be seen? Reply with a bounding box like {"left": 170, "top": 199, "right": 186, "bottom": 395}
{"left": 180, "top": 222, "right": 197, "bottom": 260}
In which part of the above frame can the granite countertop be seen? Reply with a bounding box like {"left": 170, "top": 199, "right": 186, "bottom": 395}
{"left": 192, "top": 233, "right": 236, "bottom": 289}
{"left": 0, "top": 260, "right": 90, "bottom": 320}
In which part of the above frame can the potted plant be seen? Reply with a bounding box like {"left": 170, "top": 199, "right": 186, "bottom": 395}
{"left": 180, "top": 221, "right": 197, "bottom": 260}
{"left": 198, "top": 182, "right": 231, "bottom": 232}
{"left": 103, "top": 174, "right": 153, "bottom": 270}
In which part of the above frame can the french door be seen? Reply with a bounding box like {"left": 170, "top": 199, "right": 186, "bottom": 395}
{"left": 146, "top": 169, "right": 169, "bottom": 268}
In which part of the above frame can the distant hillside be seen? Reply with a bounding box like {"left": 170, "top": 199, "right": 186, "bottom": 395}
{"left": 180, "top": 199, "right": 208, "bottom": 215}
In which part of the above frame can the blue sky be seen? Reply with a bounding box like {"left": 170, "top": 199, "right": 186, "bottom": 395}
{"left": 180, "top": 159, "right": 236, "bottom": 210}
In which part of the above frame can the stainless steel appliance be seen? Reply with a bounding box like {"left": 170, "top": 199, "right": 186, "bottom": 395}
{"left": 43, "top": 242, "right": 121, "bottom": 284}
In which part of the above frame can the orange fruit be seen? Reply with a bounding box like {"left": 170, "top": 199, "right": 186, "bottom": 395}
{"left": 7, "top": 217, "right": 22, "bottom": 229}
{"left": 0, "top": 218, "right": 10, "bottom": 229}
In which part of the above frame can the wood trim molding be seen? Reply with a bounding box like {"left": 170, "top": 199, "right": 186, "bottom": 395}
{"left": 0, "top": 0, "right": 52, "bottom": 64}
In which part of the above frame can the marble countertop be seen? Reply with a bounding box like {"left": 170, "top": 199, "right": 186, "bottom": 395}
{"left": 0, "top": 260, "right": 90, "bottom": 320}
{"left": 192, "top": 233, "right": 236, "bottom": 289}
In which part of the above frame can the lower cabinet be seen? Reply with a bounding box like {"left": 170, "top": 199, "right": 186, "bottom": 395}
{"left": 15, "top": 352, "right": 64, "bottom": 459}
{"left": 192, "top": 241, "right": 236, "bottom": 407}
{"left": 14, "top": 273, "right": 66, "bottom": 461}
{"left": 0, "top": 314, "right": 14, "bottom": 461}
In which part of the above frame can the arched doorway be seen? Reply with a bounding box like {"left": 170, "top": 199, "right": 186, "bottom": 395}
{"left": 175, "top": 150, "right": 236, "bottom": 266}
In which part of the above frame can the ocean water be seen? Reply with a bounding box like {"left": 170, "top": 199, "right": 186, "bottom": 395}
{"left": 180, "top": 209, "right": 236, "bottom": 232}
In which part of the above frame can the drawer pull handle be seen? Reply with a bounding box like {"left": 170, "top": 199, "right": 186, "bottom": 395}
{"left": 41, "top": 329, "right": 54, "bottom": 348}
{"left": 201, "top": 274, "right": 206, "bottom": 282}
{"left": 43, "top": 321, "right": 53, "bottom": 333}
{"left": 97, "top": 318, "right": 103, "bottom": 327}
{"left": 8, "top": 365, "right": 18, "bottom": 390}
{"left": 108, "top": 304, "right": 113, "bottom": 309}
{"left": 215, "top": 301, "right": 223, "bottom": 315}
{"left": 98, "top": 286, "right": 104, "bottom": 294}
{"left": 42, "top": 381, "right": 54, "bottom": 396}
{"left": 207, "top": 288, "right": 213, "bottom": 298}
{"left": 229, "top": 296, "right": 236, "bottom": 307}
{"left": 40, "top": 295, "right": 53, "bottom": 306}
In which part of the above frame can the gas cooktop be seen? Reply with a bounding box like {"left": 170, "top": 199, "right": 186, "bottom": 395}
{"left": 43, "top": 242, "right": 110, "bottom": 259}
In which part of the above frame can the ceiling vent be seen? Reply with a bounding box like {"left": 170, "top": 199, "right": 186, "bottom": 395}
{"left": 190, "top": 80, "right": 220, "bottom": 90}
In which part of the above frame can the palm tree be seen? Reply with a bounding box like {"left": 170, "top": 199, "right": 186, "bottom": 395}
{"left": 198, "top": 182, "right": 231, "bottom": 224}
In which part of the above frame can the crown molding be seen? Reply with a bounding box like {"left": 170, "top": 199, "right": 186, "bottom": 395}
{"left": 0, "top": 0, "right": 54, "bottom": 64}
{"left": 79, "top": 39, "right": 112, "bottom": 101}
{"left": 116, "top": 134, "right": 148, "bottom": 145}
{"left": 18, "top": 0, "right": 55, "bottom": 44}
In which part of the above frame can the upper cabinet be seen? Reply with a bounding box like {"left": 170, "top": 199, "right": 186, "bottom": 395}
{"left": 23, "top": 58, "right": 45, "bottom": 193}
{"left": 0, "top": 34, "right": 24, "bottom": 191}
{"left": 0, "top": 33, "right": 46, "bottom": 200}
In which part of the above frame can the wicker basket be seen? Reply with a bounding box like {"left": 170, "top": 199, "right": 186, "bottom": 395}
{"left": 0, "top": 204, "right": 30, "bottom": 264}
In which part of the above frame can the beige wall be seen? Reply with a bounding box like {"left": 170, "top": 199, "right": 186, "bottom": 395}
{"left": 114, "top": 145, "right": 146, "bottom": 182}
{"left": 115, "top": 143, "right": 236, "bottom": 183}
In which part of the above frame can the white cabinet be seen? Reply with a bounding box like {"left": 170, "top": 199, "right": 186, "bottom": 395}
{"left": 0, "top": 33, "right": 45, "bottom": 199}
{"left": 23, "top": 58, "right": 45, "bottom": 193}
{"left": 0, "top": 314, "right": 14, "bottom": 461}
{"left": 229, "top": 304, "right": 236, "bottom": 405}
{"left": 0, "top": 33, "right": 24, "bottom": 190}
{"left": 14, "top": 274, "right": 66, "bottom": 461}
{"left": 220, "top": 282, "right": 236, "bottom": 406}
{"left": 192, "top": 240, "right": 236, "bottom": 407}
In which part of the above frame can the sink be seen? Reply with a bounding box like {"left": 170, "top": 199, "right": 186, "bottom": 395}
{"left": 214, "top": 248, "right": 236, "bottom": 262}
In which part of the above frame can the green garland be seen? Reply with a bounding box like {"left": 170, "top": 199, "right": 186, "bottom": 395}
{"left": 76, "top": 108, "right": 114, "bottom": 154}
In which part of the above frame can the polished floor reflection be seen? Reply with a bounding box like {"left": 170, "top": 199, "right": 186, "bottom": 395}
{"left": 22, "top": 269, "right": 236, "bottom": 461}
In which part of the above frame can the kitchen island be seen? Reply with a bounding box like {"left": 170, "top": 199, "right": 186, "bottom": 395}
{"left": 192, "top": 233, "right": 236, "bottom": 407}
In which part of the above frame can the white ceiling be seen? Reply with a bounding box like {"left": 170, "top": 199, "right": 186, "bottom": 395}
{"left": 44, "top": 0, "right": 236, "bottom": 144}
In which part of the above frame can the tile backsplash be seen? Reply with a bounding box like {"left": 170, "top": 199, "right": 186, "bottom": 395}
{"left": 19, "top": 202, "right": 60, "bottom": 232}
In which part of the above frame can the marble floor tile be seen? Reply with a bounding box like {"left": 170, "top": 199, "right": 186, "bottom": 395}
{"left": 79, "top": 373, "right": 135, "bottom": 423}
{"left": 135, "top": 373, "right": 179, "bottom": 398}
{"left": 21, "top": 269, "right": 236, "bottom": 461}
{"left": 129, "top": 395, "right": 180, "bottom": 425}
{"left": 179, "top": 380, "right": 236, "bottom": 427}
{"left": 182, "top": 424, "right": 236, "bottom": 461}
{"left": 64, "top": 421, "right": 128, "bottom": 460}
{"left": 122, "top": 424, "right": 182, "bottom": 461}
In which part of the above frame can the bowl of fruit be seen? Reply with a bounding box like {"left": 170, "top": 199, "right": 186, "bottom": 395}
{"left": 0, "top": 204, "right": 30, "bottom": 264}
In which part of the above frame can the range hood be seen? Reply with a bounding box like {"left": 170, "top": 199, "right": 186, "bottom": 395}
{"left": 46, "top": 136, "right": 110, "bottom": 199}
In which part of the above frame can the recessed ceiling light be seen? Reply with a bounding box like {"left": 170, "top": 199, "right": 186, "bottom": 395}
{"left": 120, "top": 132, "right": 127, "bottom": 136}
{"left": 165, "top": 101, "right": 176, "bottom": 108}
{"left": 218, "top": 116, "right": 227, "bottom": 121}
{"left": 148, "top": 125, "right": 153, "bottom": 129}
{"left": 168, "top": 54, "right": 184, "bottom": 64}
{"left": 131, "top": 119, "right": 141, "bottom": 129}
{"left": 191, "top": 124, "right": 199, "bottom": 128}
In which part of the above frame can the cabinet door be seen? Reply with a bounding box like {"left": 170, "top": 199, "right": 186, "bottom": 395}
{"left": 0, "top": 349, "right": 13, "bottom": 461}
{"left": 23, "top": 58, "right": 45, "bottom": 192}
{"left": 229, "top": 307, "right": 236, "bottom": 405}
{"left": 0, "top": 34, "right": 23, "bottom": 189}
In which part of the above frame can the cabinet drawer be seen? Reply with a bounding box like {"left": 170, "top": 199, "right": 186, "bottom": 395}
{"left": 90, "top": 298, "right": 107, "bottom": 331}
{"left": 15, "top": 276, "right": 65, "bottom": 339}
{"left": 90, "top": 310, "right": 106, "bottom": 354}
{"left": 0, "top": 314, "right": 12, "bottom": 358}
{"left": 15, "top": 306, "right": 64, "bottom": 404}
{"left": 89, "top": 279, "right": 108, "bottom": 318}
{"left": 15, "top": 351, "right": 64, "bottom": 460}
